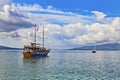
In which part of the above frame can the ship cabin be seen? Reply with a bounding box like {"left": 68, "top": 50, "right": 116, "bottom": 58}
{"left": 23, "top": 43, "right": 48, "bottom": 52}
{"left": 24, "top": 43, "right": 41, "bottom": 51}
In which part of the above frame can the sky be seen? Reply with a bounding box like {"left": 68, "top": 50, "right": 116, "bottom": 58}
{"left": 0, "top": 0, "right": 120, "bottom": 49}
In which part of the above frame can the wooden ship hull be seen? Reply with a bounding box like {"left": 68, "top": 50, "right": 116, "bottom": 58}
{"left": 23, "top": 49, "right": 50, "bottom": 58}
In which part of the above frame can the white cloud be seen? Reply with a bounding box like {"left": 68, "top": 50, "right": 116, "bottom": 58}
{"left": 0, "top": 0, "right": 11, "bottom": 9}
{"left": 17, "top": 4, "right": 68, "bottom": 14}
{"left": 47, "top": 5, "right": 53, "bottom": 9}
{"left": 92, "top": 11, "right": 106, "bottom": 20}
{"left": 0, "top": 2, "right": 120, "bottom": 49}
{"left": 0, "top": 3, "right": 34, "bottom": 32}
{"left": 16, "top": 4, "right": 93, "bottom": 24}
{"left": 49, "top": 17, "right": 120, "bottom": 48}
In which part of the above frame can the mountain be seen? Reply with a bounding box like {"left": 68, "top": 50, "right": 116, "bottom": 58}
{"left": 0, "top": 45, "right": 22, "bottom": 50}
{"left": 71, "top": 43, "right": 120, "bottom": 50}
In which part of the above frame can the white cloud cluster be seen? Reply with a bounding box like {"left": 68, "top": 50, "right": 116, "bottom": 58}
{"left": 0, "top": 1, "right": 120, "bottom": 49}
{"left": 0, "top": 2, "right": 34, "bottom": 32}
{"left": 92, "top": 11, "right": 106, "bottom": 20}
{"left": 15, "top": 18, "right": 119, "bottom": 48}
{"left": 0, "top": 0, "right": 11, "bottom": 8}
{"left": 44, "top": 18, "right": 120, "bottom": 48}
{"left": 16, "top": 4, "right": 94, "bottom": 25}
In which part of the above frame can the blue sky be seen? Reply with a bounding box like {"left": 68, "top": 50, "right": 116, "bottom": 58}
{"left": 0, "top": 0, "right": 120, "bottom": 49}
{"left": 12, "top": 0, "right": 120, "bottom": 17}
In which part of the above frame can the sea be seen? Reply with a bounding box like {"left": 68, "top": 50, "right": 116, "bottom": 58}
{"left": 0, "top": 50, "right": 120, "bottom": 80}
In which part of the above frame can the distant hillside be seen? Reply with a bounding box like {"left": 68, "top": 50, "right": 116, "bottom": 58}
{"left": 0, "top": 45, "right": 22, "bottom": 50}
{"left": 71, "top": 43, "right": 120, "bottom": 50}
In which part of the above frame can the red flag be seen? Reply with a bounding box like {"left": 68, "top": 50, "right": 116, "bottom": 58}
{"left": 35, "top": 27, "right": 39, "bottom": 32}
{"left": 36, "top": 27, "right": 39, "bottom": 31}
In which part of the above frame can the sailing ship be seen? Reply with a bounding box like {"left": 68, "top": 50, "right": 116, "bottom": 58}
{"left": 22, "top": 25, "right": 50, "bottom": 58}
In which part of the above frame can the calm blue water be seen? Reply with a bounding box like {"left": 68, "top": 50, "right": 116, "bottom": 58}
{"left": 0, "top": 50, "right": 120, "bottom": 80}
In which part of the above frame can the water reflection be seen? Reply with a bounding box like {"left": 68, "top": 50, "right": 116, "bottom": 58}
{"left": 22, "top": 56, "right": 50, "bottom": 66}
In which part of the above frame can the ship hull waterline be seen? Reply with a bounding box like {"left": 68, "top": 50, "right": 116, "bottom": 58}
{"left": 23, "top": 51, "right": 49, "bottom": 58}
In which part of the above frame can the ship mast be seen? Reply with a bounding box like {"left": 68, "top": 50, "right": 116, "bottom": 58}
{"left": 42, "top": 26, "right": 44, "bottom": 47}
{"left": 34, "top": 24, "right": 37, "bottom": 46}
{"left": 94, "top": 42, "right": 96, "bottom": 50}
